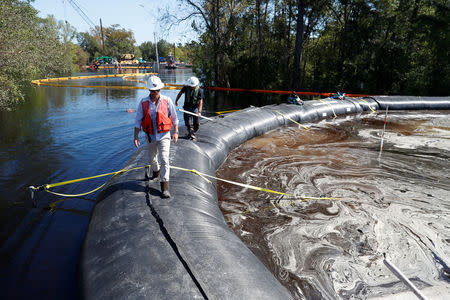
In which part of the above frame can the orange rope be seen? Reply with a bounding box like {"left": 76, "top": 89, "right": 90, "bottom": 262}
{"left": 33, "top": 75, "right": 372, "bottom": 97}
{"left": 204, "top": 86, "right": 371, "bottom": 97}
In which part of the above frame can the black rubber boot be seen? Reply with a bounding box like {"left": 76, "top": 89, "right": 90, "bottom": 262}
{"left": 145, "top": 166, "right": 150, "bottom": 180}
{"left": 151, "top": 170, "right": 160, "bottom": 180}
{"left": 160, "top": 181, "right": 171, "bottom": 198}
{"left": 190, "top": 133, "right": 197, "bottom": 141}
{"left": 145, "top": 167, "right": 160, "bottom": 180}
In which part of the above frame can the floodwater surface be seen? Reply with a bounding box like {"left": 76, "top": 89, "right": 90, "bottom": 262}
{"left": 217, "top": 111, "right": 450, "bottom": 299}
{"left": 0, "top": 69, "right": 193, "bottom": 299}
{"left": 0, "top": 67, "right": 284, "bottom": 299}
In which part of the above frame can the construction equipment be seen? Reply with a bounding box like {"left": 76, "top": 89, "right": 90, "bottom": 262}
{"left": 119, "top": 54, "right": 139, "bottom": 65}
{"left": 166, "top": 54, "right": 177, "bottom": 69}
{"left": 89, "top": 56, "right": 117, "bottom": 70}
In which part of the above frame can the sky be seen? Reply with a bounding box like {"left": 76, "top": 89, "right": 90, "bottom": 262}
{"left": 31, "top": 0, "right": 198, "bottom": 45}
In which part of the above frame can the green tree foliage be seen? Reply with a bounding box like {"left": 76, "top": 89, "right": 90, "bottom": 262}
{"left": 138, "top": 40, "right": 188, "bottom": 62}
{"left": 0, "top": 0, "right": 72, "bottom": 110}
{"left": 174, "top": 44, "right": 188, "bottom": 62}
{"left": 53, "top": 17, "right": 89, "bottom": 72}
{"left": 103, "top": 25, "right": 136, "bottom": 59}
{"left": 78, "top": 24, "right": 136, "bottom": 61}
{"left": 134, "top": 46, "right": 142, "bottom": 60}
{"left": 77, "top": 32, "right": 101, "bottom": 61}
{"left": 139, "top": 41, "right": 155, "bottom": 61}
{"left": 157, "top": 39, "right": 173, "bottom": 60}
{"left": 70, "top": 43, "right": 90, "bottom": 71}
{"left": 179, "top": 0, "right": 449, "bottom": 96}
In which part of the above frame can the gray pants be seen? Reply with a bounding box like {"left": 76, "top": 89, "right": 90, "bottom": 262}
{"left": 184, "top": 111, "right": 199, "bottom": 136}
{"left": 147, "top": 135, "right": 171, "bottom": 182}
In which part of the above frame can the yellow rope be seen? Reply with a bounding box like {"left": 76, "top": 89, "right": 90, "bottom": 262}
{"left": 215, "top": 109, "right": 241, "bottom": 115}
{"left": 273, "top": 110, "right": 310, "bottom": 130}
{"left": 318, "top": 99, "right": 338, "bottom": 117}
{"left": 165, "top": 83, "right": 185, "bottom": 88}
{"left": 31, "top": 83, "right": 180, "bottom": 90}
{"left": 358, "top": 97, "right": 376, "bottom": 112}
{"left": 34, "top": 83, "right": 148, "bottom": 89}
{"left": 44, "top": 182, "right": 108, "bottom": 198}
{"left": 170, "top": 166, "right": 213, "bottom": 184}
{"left": 33, "top": 165, "right": 339, "bottom": 201}
{"left": 170, "top": 166, "right": 288, "bottom": 195}
{"left": 36, "top": 166, "right": 146, "bottom": 197}
{"left": 32, "top": 73, "right": 158, "bottom": 87}
{"left": 169, "top": 166, "right": 339, "bottom": 201}
{"left": 38, "top": 164, "right": 279, "bottom": 197}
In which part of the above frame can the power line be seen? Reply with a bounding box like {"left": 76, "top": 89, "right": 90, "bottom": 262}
{"left": 65, "top": 0, "right": 96, "bottom": 29}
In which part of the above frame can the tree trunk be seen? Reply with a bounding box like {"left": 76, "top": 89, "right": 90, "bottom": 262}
{"left": 256, "top": 0, "right": 262, "bottom": 64}
{"left": 292, "top": 0, "right": 304, "bottom": 90}
{"left": 213, "top": 0, "right": 220, "bottom": 85}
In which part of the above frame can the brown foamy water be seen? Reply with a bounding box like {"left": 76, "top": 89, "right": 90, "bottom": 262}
{"left": 217, "top": 111, "right": 450, "bottom": 299}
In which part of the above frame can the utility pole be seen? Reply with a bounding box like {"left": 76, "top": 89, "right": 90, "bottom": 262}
{"left": 100, "top": 18, "right": 106, "bottom": 56}
{"left": 154, "top": 32, "right": 159, "bottom": 73}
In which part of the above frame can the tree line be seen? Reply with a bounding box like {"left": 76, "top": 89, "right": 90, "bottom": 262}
{"left": 0, "top": 0, "right": 83, "bottom": 110}
{"left": 0, "top": 0, "right": 192, "bottom": 110}
{"left": 78, "top": 26, "right": 191, "bottom": 63}
{"left": 179, "top": 0, "right": 449, "bottom": 96}
{"left": 1, "top": 0, "right": 448, "bottom": 110}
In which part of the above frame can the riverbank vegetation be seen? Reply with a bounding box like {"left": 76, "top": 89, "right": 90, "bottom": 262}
{"left": 2, "top": 1, "right": 448, "bottom": 110}
{"left": 0, "top": 0, "right": 88, "bottom": 110}
{"left": 179, "top": 0, "right": 449, "bottom": 96}
{"left": 78, "top": 28, "right": 191, "bottom": 65}
{"left": 0, "top": 0, "right": 190, "bottom": 110}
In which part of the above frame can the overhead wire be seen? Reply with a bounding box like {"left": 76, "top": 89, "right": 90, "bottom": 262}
{"left": 66, "top": 0, "right": 96, "bottom": 29}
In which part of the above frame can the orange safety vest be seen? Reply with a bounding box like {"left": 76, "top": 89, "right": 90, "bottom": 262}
{"left": 141, "top": 97, "right": 172, "bottom": 135}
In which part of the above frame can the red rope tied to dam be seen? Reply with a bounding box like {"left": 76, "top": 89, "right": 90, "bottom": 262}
{"left": 32, "top": 75, "right": 372, "bottom": 98}
{"left": 205, "top": 86, "right": 371, "bottom": 98}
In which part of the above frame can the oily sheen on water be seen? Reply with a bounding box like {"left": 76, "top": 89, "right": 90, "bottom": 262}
{"left": 217, "top": 111, "right": 450, "bottom": 299}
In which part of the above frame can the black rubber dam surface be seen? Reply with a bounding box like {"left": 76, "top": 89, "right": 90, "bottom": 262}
{"left": 80, "top": 96, "right": 450, "bottom": 299}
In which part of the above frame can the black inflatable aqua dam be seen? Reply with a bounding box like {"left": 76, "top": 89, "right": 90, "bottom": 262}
{"left": 79, "top": 96, "right": 450, "bottom": 299}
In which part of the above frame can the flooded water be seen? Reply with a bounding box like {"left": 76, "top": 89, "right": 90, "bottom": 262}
{"left": 217, "top": 111, "right": 450, "bottom": 299}
{"left": 0, "top": 66, "right": 286, "bottom": 299}
{"left": 0, "top": 68, "right": 210, "bottom": 299}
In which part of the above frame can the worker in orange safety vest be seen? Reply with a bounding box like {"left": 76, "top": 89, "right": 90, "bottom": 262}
{"left": 134, "top": 76, "right": 179, "bottom": 198}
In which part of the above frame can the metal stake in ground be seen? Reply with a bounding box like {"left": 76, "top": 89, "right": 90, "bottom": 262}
{"left": 378, "top": 106, "right": 389, "bottom": 161}
{"left": 383, "top": 253, "right": 428, "bottom": 300}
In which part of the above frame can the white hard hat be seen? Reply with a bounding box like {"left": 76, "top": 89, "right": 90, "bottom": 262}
{"left": 185, "top": 76, "right": 199, "bottom": 87}
{"left": 147, "top": 76, "right": 164, "bottom": 90}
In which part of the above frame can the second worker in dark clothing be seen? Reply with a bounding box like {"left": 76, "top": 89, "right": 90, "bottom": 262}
{"left": 175, "top": 76, "right": 204, "bottom": 141}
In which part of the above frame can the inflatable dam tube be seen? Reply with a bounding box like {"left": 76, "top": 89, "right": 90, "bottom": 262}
{"left": 79, "top": 96, "right": 450, "bottom": 299}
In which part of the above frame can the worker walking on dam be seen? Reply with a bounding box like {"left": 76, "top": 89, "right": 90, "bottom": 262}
{"left": 175, "top": 76, "right": 204, "bottom": 141}
{"left": 134, "top": 76, "right": 179, "bottom": 198}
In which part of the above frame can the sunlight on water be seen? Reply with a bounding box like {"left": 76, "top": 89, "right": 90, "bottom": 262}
{"left": 0, "top": 69, "right": 195, "bottom": 299}
{"left": 217, "top": 111, "right": 450, "bottom": 299}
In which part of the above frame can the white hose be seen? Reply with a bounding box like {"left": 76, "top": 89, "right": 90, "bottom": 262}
{"left": 179, "top": 108, "right": 214, "bottom": 121}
